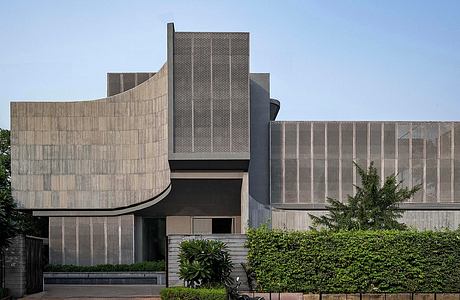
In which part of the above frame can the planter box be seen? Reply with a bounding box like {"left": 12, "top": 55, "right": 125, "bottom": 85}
{"left": 44, "top": 271, "right": 166, "bottom": 285}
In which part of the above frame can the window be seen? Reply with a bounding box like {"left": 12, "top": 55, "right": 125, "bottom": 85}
{"left": 192, "top": 217, "right": 234, "bottom": 234}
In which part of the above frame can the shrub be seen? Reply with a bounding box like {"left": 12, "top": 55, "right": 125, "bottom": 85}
{"left": 247, "top": 226, "right": 460, "bottom": 293}
{"left": 0, "top": 287, "right": 8, "bottom": 298}
{"left": 160, "top": 287, "right": 226, "bottom": 300}
{"left": 179, "top": 239, "right": 233, "bottom": 288}
{"left": 44, "top": 260, "right": 165, "bottom": 272}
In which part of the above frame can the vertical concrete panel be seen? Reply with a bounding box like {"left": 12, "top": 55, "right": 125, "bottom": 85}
{"left": 78, "top": 217, "right": 91, "bottom": 266}
{"left": 49, "top": 217, "right": 63, "bottom": 264}
{"left": 106, "top": 216, "right": 119, "bottom": 264}
{"left": 63, "top": 217, "right": 77, "bottom": 265}
{"left": 92, "top": 217, "right": 105, "bottom": 265}
{"left": 121, "top": 214, "right": 134, "bottom": 264}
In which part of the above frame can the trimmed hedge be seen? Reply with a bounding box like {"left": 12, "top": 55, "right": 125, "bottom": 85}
{"left": 247, "top": 226, "right": 460, "bottom": 293}
{"left": 44, "top": 260, "right": 165, "bottom": 272}
{"left": 160, "top": 287, "right": 226, "bottom": 300}
{"left": 0, "top": 287, "right": 8, "bottom": 298}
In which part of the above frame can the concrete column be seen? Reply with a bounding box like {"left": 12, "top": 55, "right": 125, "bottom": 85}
{"left": 241, "top": 172, "right": 249, "bottom": 233}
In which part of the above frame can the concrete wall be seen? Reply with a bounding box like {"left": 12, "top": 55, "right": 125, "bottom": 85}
{"left": 10, "top": 64, "right": 170, "bottom": 210}
{"left": 272, "top": 208, "right": 460, "bottom": 230}
{"left": 249, "top": 74, "right": 271, "bottom": 227}
{"left": 167, "top": 234, "right": 248, "bottom": 287}
{"left": 49, "top": 215, "right": 134, "bottom": 265}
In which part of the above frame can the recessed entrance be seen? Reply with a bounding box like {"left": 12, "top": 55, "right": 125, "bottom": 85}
{"left": 142, "top": 218, "right": 166, "bottom": 261}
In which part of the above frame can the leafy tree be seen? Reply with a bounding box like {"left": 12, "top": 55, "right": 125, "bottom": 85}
{"left": 0, "top": 129, "right": 48, "bottom": 254}
{"left": 310, "top": 161, "right": 420, "bottom": 230}
{"left": 0, "top": 128, "right": 20, "bottom": 253}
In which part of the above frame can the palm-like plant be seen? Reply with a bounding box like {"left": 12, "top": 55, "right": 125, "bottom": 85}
{"left": 179, "top": 239, "right": 234, "bottom": 288}
{"left": 310, "top": 161, "right": 420, "bottom": 230}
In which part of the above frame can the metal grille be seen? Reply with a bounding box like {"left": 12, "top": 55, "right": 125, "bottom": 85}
{"left": 123, "top": 73, "right": 135, "bottom": 91}
{"left": 270, "top": 123, "right": 282, "bottom": 203}
{"left": 271, "top": 121, "right": 460, "bottom": 205}
{"left": 173, "top": 32, "right": 249, "bottom": 154}
{"left": 107, "top": 74, "right": 121, "bottom": 96}
{"left": 230, "top": 35, "right": 249, "bottom": 152}
{"left": 212, "top": 36, "right": 231, "bottom": 152}
{"left": 174, "top": 34, "right": 193, "bottom": 152}
{"left": 193, "top": 37, "right": 212, "bottom": 152}
{"left": 285, "top": 123, "right": 297, "bottom": 159}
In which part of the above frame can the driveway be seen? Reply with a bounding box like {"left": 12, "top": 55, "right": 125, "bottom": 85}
{"left": 20, "top": 284, "right": 164, "bottom": 299}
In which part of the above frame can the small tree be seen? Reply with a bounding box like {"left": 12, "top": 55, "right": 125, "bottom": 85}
{"left": 179, "top": 239, "right": 233, "bottom": 288}
{"left": 310, "top": 161, "right": 420, "bottom": 230}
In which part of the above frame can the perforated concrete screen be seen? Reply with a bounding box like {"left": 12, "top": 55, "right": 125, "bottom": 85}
{"left": 270, "top": 121, "right": 460, "bottom": 204}
{"left": 173, "top": 32, "right": 250, "bottom": 156}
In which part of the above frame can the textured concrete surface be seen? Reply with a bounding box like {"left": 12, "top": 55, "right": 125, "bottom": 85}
{"left": 11, "top": 63, "right": 170, "bottom": 210}
{"left": 20, "top": 284, "right": 164, "bottom": 299}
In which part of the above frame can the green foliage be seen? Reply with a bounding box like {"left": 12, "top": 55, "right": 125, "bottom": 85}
{"left": 0, "top": 128, "right": 19, "bottom": 253}
{"left": 310, "top": 161, "right": 420, "bottom": 230}
{"left": 0, "top": 128, "right": 48, "bottom": 253}
{"left": 44, "top": 260, "right": 165, "bottom": 272}
{"left": 247, "top": 226, "right": 460, "bottom": 293}
{"left": 160, "top": 287, "right": 227, "bottom": 300}
{"left": 0, "top": 287, "right": 8, "bottom": 298}
{"left": 179, "top": 239, "right": 233, "bottom": 288}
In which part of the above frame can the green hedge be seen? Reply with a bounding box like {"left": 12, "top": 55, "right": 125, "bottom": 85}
{"left": 0, "top": 287, "right": 8, "bottom": 298}
{"left": 247, "top": 227, "right": 460, "bottom": 293}
{"left": 160, "top": 287, "right": 226, "bottom": 300}
{"left": 44, "top": 260, "right": 165, "bottom": 272}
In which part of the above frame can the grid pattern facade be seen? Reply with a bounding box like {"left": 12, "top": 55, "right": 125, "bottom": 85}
{"left": 10, "top": 64, "right": 170, "bottom": 209}
{"left": 270, "top": 121, "right": 460, "bottom": 204}
{"left": 49, "top": 215, "right": 134, "bottom": 265}
{"left": 173, "top": 32, "right": 250, "bottom": 154}
{"left": 107, "top": 72, "right": 156, "bottom": 97}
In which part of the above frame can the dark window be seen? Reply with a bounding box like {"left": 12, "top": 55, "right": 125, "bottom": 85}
{"left": 143, "top": 218, "right": 166, "bottom": 261}
{"left": 212, "top": 218, "right": 233, "bottom": 234}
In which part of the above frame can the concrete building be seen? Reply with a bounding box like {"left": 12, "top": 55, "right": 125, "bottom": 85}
{"left": 10, "top": 23, "right": 460, "bottom": 265}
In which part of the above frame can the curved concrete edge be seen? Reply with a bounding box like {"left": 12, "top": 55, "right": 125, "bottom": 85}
{"left": 270, "top": 98, "right": 280, "bottom": 121}
{"left": 32, "top": 184, "right": 172, "bottom": 217}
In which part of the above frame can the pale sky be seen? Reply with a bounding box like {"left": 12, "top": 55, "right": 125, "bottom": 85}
{"left": 1, "top": 0, "right": 459, "bottom": 129}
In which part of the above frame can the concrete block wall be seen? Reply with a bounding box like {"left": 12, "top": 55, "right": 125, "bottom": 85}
{"left": 10, "top": 63, "right": 170, "bottom": 210}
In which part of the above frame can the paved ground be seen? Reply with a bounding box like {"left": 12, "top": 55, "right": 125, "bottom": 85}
{"left": 20, "top": 284, "right": 164, "bottom": 299}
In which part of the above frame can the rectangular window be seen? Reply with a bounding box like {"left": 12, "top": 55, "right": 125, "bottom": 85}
{"left": 192, "top": 217, "right": 234, "bottom": 234}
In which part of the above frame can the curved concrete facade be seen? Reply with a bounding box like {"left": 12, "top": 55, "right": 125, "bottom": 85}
{"left": 10, "top": 64, "right": 170, "bottom": 210}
